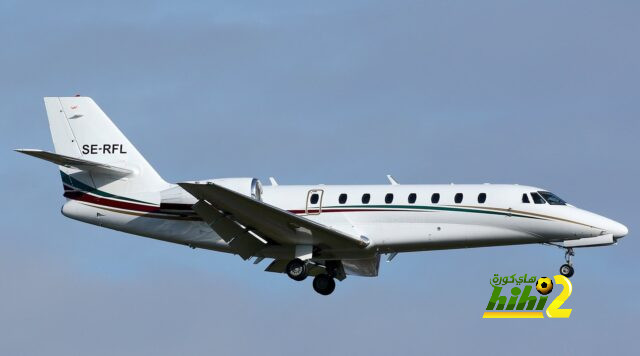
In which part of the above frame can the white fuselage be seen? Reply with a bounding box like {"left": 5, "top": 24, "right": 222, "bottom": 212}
{"left": 21, "top": 96, "right": 630, "bottom": 291}
{"left": 60, "top": 182, "right": 628, "bottom": 261}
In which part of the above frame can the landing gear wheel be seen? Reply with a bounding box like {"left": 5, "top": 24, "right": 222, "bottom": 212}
{"left": 560, "top": 264, "right": 574, "bottom": 278}
{"left": 286, "top": 258, "right": 308, "bottom": 281}
{"left": 312, "top": 274, "right": 336, "bottom": 296}
{"left": 560, "top": 247, "right": 575, "bottom": 278}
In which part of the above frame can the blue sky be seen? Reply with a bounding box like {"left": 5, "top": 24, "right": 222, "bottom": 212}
{"left": 1, "top": 1, "right": 639, "bottom": 355}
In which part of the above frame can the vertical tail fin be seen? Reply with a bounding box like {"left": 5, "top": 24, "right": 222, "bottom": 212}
{"left": 44, "top": 97, "right": 169, "bottom": 199}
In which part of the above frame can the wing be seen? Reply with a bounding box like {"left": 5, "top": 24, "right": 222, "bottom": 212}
{"left": 15, "top": 149, "right": 132, "bottom": 175}
{"left": 178, "top": 182, "right": 370, "bottom": 260}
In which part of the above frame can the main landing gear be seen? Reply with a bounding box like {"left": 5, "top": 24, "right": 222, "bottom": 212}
{"left": 285, "top": 258, "right": 308, "bottom": 281}
{"left": 285, "top": 258, "right": 338, "bottom": 296}
{"left": 312, "top": 274, "right": 336, "bottom": 295}
{"left": 559, "top": 247, "right": 575, "bottom": 278}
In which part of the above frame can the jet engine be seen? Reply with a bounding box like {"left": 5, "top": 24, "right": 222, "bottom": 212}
{"left": 200, "top": 177, "right": 263, "bottom": 200}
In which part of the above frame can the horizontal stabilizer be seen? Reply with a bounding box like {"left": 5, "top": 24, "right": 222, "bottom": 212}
{"left": 15, "top": 149, "right": 132, "bottom": 176}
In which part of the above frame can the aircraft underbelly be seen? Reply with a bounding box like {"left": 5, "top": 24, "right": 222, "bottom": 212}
{"left": 61, "top": 200, "right": 231, "bottom": 252}
{"left": 310, "top": 210, "right": 540, "bottom": 252}
{"left": 364, "top": 223, "right": 538, "bottom": 252}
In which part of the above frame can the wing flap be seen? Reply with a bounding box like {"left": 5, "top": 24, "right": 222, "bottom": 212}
{"left": 179, "top": 182, "right": 370, "bottom": 252}
{"left": 192, "top": 200, "right": 267, "bottom": 260}
{"left": 15, "top": 149, "right": 132, "bottom": 175}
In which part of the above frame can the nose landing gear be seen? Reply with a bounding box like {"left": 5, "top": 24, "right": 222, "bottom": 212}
{"left": 559, "top": 247, "right": 575, "bottom": 278}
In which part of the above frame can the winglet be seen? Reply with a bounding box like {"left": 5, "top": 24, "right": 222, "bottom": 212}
{"left": 386, "top": 174, "right": 399, "bottom": 185}
{"left": 268, "top": 177, "right": 278, "bottom": 186}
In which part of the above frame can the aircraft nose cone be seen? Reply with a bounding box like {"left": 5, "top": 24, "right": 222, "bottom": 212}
{"left": 575, "top": 208, "right": 628, "bottom": 239}
{"left": 610, "top": 220, "right": 629, "bottom": 239}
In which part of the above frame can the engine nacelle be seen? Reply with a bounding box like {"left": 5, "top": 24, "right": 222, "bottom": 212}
{"left": 199, "top": 177, "right": 263, "bottom": 200}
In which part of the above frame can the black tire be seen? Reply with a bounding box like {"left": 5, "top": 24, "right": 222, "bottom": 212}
{"left": 286, "top": 258, "right": 307, "bottom": 281}
{"left": 559, "top": 264, "right": 574, "bottom": 278}
{"left": 312, "top": 274, "right": 336, "bottom": 296}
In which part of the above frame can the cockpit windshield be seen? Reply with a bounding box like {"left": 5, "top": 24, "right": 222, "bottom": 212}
{"left": 538, "top": 191, "right": 567, "bottom": 205}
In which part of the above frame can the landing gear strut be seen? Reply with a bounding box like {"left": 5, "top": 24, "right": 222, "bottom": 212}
{"left": 559, "top": 247, "right": 575, "bottom": 278}
{"left": 285, "top": 258, "right": 308, "bottom": 281}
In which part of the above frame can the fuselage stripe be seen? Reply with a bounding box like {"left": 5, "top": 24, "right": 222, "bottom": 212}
{"left": 64, "top": 192, "right": 568, "bottom": 226}
{"left": 60, "top": 173, "right": 592, "bottom": 227}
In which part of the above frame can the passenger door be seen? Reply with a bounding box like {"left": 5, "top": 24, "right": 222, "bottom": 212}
{"left": 305, "top": 189, "right": 323, "bottom": 215}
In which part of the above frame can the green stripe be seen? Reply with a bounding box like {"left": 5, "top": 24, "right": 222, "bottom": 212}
{"left": 61, "top": 171, "right": 153, "bottom": 205}
{"left": 323, "top": 204, "right": 544, "bottom": 220}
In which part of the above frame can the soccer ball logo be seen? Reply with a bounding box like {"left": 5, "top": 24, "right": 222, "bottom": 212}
{"left": 536, "top": 277, "right": 553, "bottom": 295}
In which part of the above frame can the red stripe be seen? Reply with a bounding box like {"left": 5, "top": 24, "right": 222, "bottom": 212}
{"left": 288, "top": 208, "right": 402, "bottom": 214}
{"left": 66, "top": 192, "right": 411, "bottom": 217}
{"left": 64, "top": 191, "right": 161, "bottom": 212}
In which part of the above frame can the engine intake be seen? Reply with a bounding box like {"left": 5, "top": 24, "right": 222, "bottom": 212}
{"left": 203, "top": 177, "right": 263, "bottom": 200}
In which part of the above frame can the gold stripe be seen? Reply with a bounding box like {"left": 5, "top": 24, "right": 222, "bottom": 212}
{"left": 453, "top": 205, "right": 597, "bottom": 229}
{"left": 80, "top": 200, "right": 598, "bottom": 230}
{"left": 482, "top": 311, "right": 544, "bottom": 318}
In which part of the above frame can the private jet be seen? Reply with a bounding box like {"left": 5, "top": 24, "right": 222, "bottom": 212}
{"left": 16, "top": 97, "right": 629, "bottom": 295}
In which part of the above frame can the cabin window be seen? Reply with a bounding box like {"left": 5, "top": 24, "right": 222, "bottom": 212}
{"left": 531, "top": 192, "right": 545, "bottom": 204}
{"left": 431, "top": 193, "right": 440, "bottom": 204}
{"left": 385, "top": 193, "right": 394, "bottom": 204}
{"left": 538, "top": 191, "right": 567, "bottom": 205}
{"left": 310, "top": 193, "right": 319, "bottom": 204}
{"left": 338, "top": 193, "right": 347, "bottom": 204}
{"left": 362, "top": 193, "right": 371, "bottom": 204}
{"left": 454, "top": 193, "right": 463, "bottom": 204}
{"left": 408, "top": 193, "right": 417, "bottom": 204}
{"left": 522, "top": 193, "right": 530, "bottom": 203}
{"left": 478, "top": 193, "right": 486, "bottom": 204}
